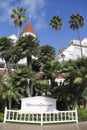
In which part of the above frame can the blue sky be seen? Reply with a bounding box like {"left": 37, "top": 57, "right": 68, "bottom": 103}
{"left": 0, "top": 0, "right": 87, "bottom": 54}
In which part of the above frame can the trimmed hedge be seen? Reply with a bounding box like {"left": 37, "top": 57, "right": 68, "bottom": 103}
{"left": 78, "top": 108, "right": 87, "bottom": 121}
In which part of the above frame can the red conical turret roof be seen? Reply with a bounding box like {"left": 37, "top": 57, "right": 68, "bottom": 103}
{"left": 22, "top": 23, "right": 36, "bottom": 34}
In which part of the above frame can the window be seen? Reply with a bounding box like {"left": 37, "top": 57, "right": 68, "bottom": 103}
{"left": 74, "top": 46, "right": 81, "bottom": 52}
{"left": 69, "top": 53, "right": 73, "bottom": 59}
{"left": 0, "top": 63, "right": 5, "bottom": 68}
{"left": 75, "top": 55, "right": 80, "bottom": 59}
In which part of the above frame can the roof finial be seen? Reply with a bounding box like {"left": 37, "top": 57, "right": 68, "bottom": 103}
{"left": 29, "top": 14, "right": 32, "bottom": 23}
{"left": 27, "top": 14, "right": 32, "bottom": 23}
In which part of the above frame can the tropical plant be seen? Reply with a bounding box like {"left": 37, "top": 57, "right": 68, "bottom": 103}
{"left": 33, "top": 79, "right": 49, "bottom": 96}
{"left": 39, "top": 45, "right": 55, "bottom": 64}
{"left": 11, "top": 7, "right": 27, "bottom": 36}
{"left": 62, "top": 57, "right": 87, "bottom": 108}
{"left": 0, "top": 37, "right": 13, "bottom": 75}
{"left": 50, "top": 16, "right": 63, "bottom": 52}
{"left": 38, "top": 45, "right": 56, "bottom": 72}
{"left": 10, "top": 45, "right": 22, "bottom": 69}
{"left": 69, "top": 14, "right": 84, "bottom": 56}
{"left": 13, "top": 66, "right": 35, "bottom": 97}
{"left": 16, "top": 35, "right": 39, "bottom": 68}
{"left": 43, "top": 61, "right": 61, "bottom": 88}
{"left": 2, "top": 76, "right": 23, "bottom": 109}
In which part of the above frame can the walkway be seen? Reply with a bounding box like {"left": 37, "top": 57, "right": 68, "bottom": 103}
{"left": 0, "top": 122, "right": 87, "bottom": 130}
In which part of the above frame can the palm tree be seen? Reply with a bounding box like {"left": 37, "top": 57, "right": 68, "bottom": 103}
{"left": 43, "top": 61, "right": 61, "bottom": 86}
{"left": 0, "top": 37, "right": 13, "bottom": 75}
{"left": 17, "top": 35, "right": 39, "bottom": 68}
{"left": 69, "top": 14, "right": 84, "bottom": 57}
{"left": 62, "top": 57, "right": 87, "bottom": 108}
{"left": 50, "top": 16, "right": 63, "bottom": 52}
{"left": 0, "top": 73, "right": 20, "bottom": 109}
{"left": 2, "top": 76, "right": 23, "bottom": 109}
{"left": 38, "top": 45, "right": 56, "bottom": 71}
{"left": 11, "top": 7, "right": 27, "bottom": 36}
{"left": 13, "top": 66, "right": 35, "bottom": 97}
{"left": 33, "top": 79, "right": 49, "bottom": 96}
{"left": 10, "top": 45, "right": 22, "bottom": 69}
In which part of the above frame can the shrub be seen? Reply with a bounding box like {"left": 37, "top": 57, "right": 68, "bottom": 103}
{"left": 0, "top": 113, "right": 4, "bottom": 122}
{"left": 78, "top": 108, "right": 87, "bottom": 121}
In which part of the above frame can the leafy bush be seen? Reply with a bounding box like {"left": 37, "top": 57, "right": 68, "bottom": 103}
{"left": 0, "top": 113, "right": 4, "bottom": 122}
{"left": 78, "top": 108, "right": 87, "bottom": 121}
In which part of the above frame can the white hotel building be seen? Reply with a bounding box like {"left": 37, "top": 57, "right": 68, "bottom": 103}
{"left": 56, "top": 38, "right": 87, "bottom": 62}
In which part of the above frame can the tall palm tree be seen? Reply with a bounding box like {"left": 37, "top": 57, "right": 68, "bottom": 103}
{"left": 50, "top": 16, "right": 63, "bottom": 52}
{"left": 11, "top": 7, "right": 27, "bottom": 36}
{"left": 69, "top": 14, "right": 84, "bottom": 57}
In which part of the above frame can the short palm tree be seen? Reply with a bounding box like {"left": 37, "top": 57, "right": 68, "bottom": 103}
{"left": 43, "top": 61, "right": 61, "bottom": 86}
{"left": 13, "top": 66, "right": 35, "bottom": 97}
{"left": 69, "top": 14, "right": 84, "bottom": 57}
{"left": 34, "top": 79, "right": 49, "bottom": 96}
{"left": 17, "top": 35, "right": 39, "bottom": 68}
{"left": 62, "top": 57, "right": 87, "bottom": 108}
{"left": 50, "top": 16, "right": 63, "bottom": 52}
{"left": 0, "top": 37, "right": 13, "bottom": 74}
{"left": 11, "top": 7, "right": 27, "bottom": 36}
{"left": 2, "top": 76, "right": 23, "bottom": 109}
{"left": 38, "top": 45, "right": 56, "bottom": 70}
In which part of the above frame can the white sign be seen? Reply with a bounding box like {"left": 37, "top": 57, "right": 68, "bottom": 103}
{"left": 20, "top": 96, "right": 57, "bottom": 113}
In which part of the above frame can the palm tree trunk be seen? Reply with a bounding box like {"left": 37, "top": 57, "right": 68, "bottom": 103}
{"left": 6, "top": 62, "right": 12, "bottom": 75}
{"left": 77, "top": 29, "right": 83, "bottom": 57}
{"left": 57, "top": 30, "right": 62, "bottom": 52}
{"left": 27, "top": 57, "right": 32, "bottom": 68}
{"left": 8, "top": 96, "right": 12, "bottom": 109}
{"left": 18, "top": 27, "right": 20, "bottom": 37}
{"left": 4, "top": 99, "right": 7, "bottom": 108}
{"left": 26, "top": 85, "right": 31, "bottom": 97}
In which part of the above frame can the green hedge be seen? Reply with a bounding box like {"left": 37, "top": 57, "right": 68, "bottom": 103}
{"left": 78, "top": 108, "right": 87, "bottom": 121}
{"left": 0, "top": 113, "right": 4, "bottom": 122}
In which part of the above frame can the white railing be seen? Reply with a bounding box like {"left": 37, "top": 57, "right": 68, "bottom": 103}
{"left": 3, "top": 107, "right": 78, "bottom": 125}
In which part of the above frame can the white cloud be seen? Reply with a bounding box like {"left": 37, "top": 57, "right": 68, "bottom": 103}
{"left": 35, "top": 11, "right": 46, "bottom": 30}
{"left": 0, "top": 0, "right": 46, "bottom": 30}
{"left": 20, "top": 0, "right": 46, "bottom": 31}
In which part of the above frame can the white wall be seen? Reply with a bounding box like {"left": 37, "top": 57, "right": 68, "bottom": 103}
{"left": 57, "top": 38, "right": 87, "bottom": 62}
{"left": 20, "top": 96, "right": 57, "bottom": 113}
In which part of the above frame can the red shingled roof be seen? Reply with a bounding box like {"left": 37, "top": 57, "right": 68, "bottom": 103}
{"left": 57, "top": 74, "right": 65, "bottom": 79}
{"left": 22, "top": 23, "right": 35, "bottom": 34}
{"left": 0, "top": 68, "right": 15, "bottom": 75}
